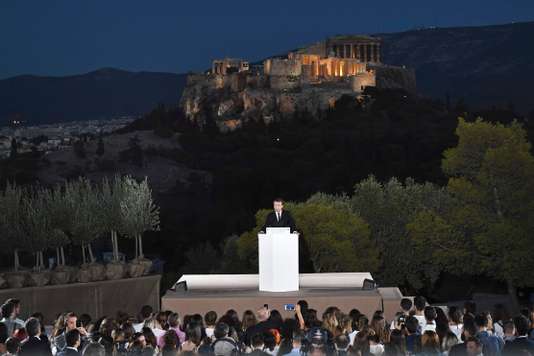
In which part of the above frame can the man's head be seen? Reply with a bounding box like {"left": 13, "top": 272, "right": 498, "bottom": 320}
{"left": 65, "top": 312, "right": 77, "bottom": 331}
{"left": 405, "top": 316, "right": 419, "bottom": 335}
{"left": 273, "top": 198, "right": 284, "bottom": 213}
{"left": 513, "top": 315, "right": 530, "bottom": 337}
{"left": 25, "top": 317, "right": 41, "bottom": 338}
{"left": 65, "top": 329, "right": 81, "bottom": 348}
{"left": 465, "top": 337, "right": 482, "bottom": 356}
{"left": 334, "top": 334, "right": 350, "bottom": 351}
{"left": 251, "top": 333, "right": 264, "bottom": 350}
{"left": 400, "top": 298, "right": 412, "bottom": 313}
{"left": 464, "top": 301, "right": 477, "bottom": 315}
{"left": 214, "top": 322, "right": 229, "bottom": 339}
{"left": 474, "top": 313, "right": 488, "bottom": 330}
{"left": 414, "top": 296, "right": 426, "bottom": 312}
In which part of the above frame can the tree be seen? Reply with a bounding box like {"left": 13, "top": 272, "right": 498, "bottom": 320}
{"left": 350, "top": 176, "right": 450, "bottom": 291}
{"left": 66, "top": 178, "right": 103, "bottom": 265}
{"left": 0, "top": 184, "right": 24, "bottom": 271}
{"left": 19, "top": 188, "right": 67, "bottom": 272}
{"left": 119, "top": 176, "right": 160, "bottom": 260}
{"left": 441, "top": 117, "right": 534, "bottom": 307}
{"left": 45, "top": 185, "right": 73, "bottom": 267}
{"left": 100, "top": 176, "right": 126, "bottom": 262}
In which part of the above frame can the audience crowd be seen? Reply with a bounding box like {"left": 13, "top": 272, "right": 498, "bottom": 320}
{"left": 1, "top": 296, "right": 534, "bottom": 356}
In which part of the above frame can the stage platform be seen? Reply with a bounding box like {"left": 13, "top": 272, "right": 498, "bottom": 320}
{"left": 161, "top": 273, "right": 405, "bottom": 320}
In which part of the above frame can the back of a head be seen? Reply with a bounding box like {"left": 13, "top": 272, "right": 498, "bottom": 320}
{"left": 414, "top": 296, "right": 426, "bottom": 311}
{"left": 25, "top": 317, "right": 40, "bottom": 337}
{"left": 168, "top": 312, "right": 180, "bottom": 328}
{"left": 257, "top": 307, "right": 269, "bottom": 322}
{"left": 139, "top": 305, "right": 153, "bottom": 321}
{"left": 185, "top": 324, "right": 202, "bottom": 345}
{"left": 214, "top": 322, "right": 230, "bottom": 339}
{"left": 66, "top": 329, "right": 81, "bottom": 347}
{"left": 204, "top": 311, "right": 217, "bottom": 326}
{"left": 334, "top": 333, "right": 350, "bottom": 350}
{"left": 421, "top": 330, "right": 439, "bottom": 349}
{"left": 400, "top": 298, "right": 413, "bottom": 312}
{"left": 474, "top": 313, "right": 488, "bottom": 328}
{"left": 6, "top": 337, "right": 21, "bottom": 354}
{"left": 513, "top": 315, "right": 530, "bottom": 336}
{"left": 82, "top": 341, "right": 106, "bottom": 356}
{"left": 251, "top": 332, "right": 264, "bottom": 349}
{"left": 424, "top": 306, "right": 437, "bottom": 322}
{"left": 405, "top": 316, "right": 419, "bottom": 334}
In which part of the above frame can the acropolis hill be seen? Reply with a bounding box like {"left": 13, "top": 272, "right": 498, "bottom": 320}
{"left": 180, "top": 35, "right": 416, "bottom": 131}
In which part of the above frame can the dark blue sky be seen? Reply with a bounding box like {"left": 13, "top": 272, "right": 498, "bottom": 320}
{"left": 1, "top": 0, "right": 533, "bottom": 79}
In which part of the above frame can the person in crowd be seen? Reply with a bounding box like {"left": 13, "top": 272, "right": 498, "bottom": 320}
{"left": 422, "top": 307, "right": 437, "bottom": 333}
{"left": 0, "top": 301, "right": 21, "bottom": 337}
{"left": 465, "top": 337, "right": 483, "bottom": 356}
{"left": 440, "top": 329, "right": 460, "bottom": 355}
{"left": 247, "top": 333, "right": 269, "bottom": 356}
{"left": 165, "top": 313, "right": 185, "bottom": 345}
{"left": 404, "top": 316, "right": 420, "bottom": 355}
{"left": 351, "top": 328, "right": 370, "bottom": 356}
{"left": 269, "top": 310, "right": 284, "bottom": 331}
{"left": 181, "top": 324, "right": 202, "bottom": 353}
{"left": 502, "top": 319, "right": 516, "bottom": 342}
{"left": 474, "top": 312, "right": 503, "bottom": 356}
{"left": 114, "top": 324, "right": 135, "bottom": 356}
{"left": 212, "top": 322, "right": 239, "bottom": 356}
{"left": 57, "top": 329, "right": 81, "bottom": 356}
{"left": 127, "top": 332, "right": 147, "bottom": 356}
{"left": 218, "top": 310, "right": 241, "bottom": 341}
{"left": 368, "top": 334, "right": 385, "bottom": 356}
{"left": 5, "top": 336, "right": 21, "bottom": 356}
{"left": 205, "top": 311, "right": 218, "bottom": 340}
{"left": 390, "top": 298, "right": 413, "bottom": 331}
{"left": 502, "top": 315, "right": 534, "bottom": 355}
{"left": 133, "top": 306, "right": 153, "bottom": 333}
{"left": 241, "top": 310, "right": 257, "bottom": 343}
{"left": 82, "top": 342, "right": 106, "bottom": 356}
{"left": 4, "top": 299, "right": 25, "bottom": 330}
{"left": 245, "top": 307, "right": 276, "bottom": 346}
{"left": 420, "top": 330, "right": 440, "bottom": 356}
{"left": 449, "top": 322, "right": 477, "bottom": 356}
{"left": 448, "top": 307, "right": 464, "bottom": 342}
{"left": 54, "top": 312, "right": 89, "bottom": 354}
{"left": 263, "top": 329, "right": 280, "bottom": 356}
{"left": 141, "top": 327, "right": 158, "bottom": 356}
{"left": 369, "top": 314, "right": 389, "bottom": 345}
{"left": 413, "top": 297, "right": 427, "bottom": 332}
{"left": 19, "top": 317, "right": 52, "bottom": 356}
{"left": 384, "top": 329, "right": 405, "bottom": 356}
{"left": 492, "top": 304, "right": 509, "bottom": 339}
{"left": 160, "top": 329, "right": 179, "bottom": 356}
{"left": 333, "top": 333, "right": 350, "bottom": 356}
{"left": 281, "top": 329, "right": 304, "bottom": 356}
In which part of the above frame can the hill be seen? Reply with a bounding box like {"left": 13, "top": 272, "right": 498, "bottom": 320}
{"left": 0, "top": 68, "right": 187, "bottom": 125}
{"left": 379, "top": 21, "right": 534, "bottom": 112}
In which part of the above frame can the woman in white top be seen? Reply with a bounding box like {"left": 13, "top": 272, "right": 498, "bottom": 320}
{"left": 448, "top": 307, "right": 464, "bottom": 342}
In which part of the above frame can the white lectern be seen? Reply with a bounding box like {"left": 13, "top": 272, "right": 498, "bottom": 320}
{"left": 258, "top": 227, "right": 299, "bottom": 292}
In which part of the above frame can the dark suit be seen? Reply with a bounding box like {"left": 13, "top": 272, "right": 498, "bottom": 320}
{"left": 261, "top": 210, "right": 296, "bottom": 233}
{"left": 19, "top": 336, "right": 53, "bottom": 356}
{"left": 57, "top": 347, "right": 81, "bottom": 356}
{"left": 502, "top": 336, "right": 534, "bottom": 356}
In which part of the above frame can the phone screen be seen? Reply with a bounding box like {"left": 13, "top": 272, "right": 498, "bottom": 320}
{"left": 284, "top": 303, "right": 295, "bottom": 311}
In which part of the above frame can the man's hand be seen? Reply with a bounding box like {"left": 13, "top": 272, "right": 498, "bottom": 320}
{"left": 77, "top": 326, "right": 88, "bottom": 337}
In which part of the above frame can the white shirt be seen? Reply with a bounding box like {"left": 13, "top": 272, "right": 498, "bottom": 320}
{"left": 133, "top": 322, "right": 145, "bottom": 333}
{"left": 422, "top": 322, "right": 436, "bottom": 332}
{"left": 414, "top": 314, "right": 426, "bottom": 330}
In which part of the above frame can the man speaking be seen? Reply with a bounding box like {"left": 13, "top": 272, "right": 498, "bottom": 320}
{"left": 261, "top": 197, "right": 297, "bottom": 233}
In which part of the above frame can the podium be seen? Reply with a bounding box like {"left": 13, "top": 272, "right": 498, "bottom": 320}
{"left": 258, "top": 228, "right": 299, "bottom": 292}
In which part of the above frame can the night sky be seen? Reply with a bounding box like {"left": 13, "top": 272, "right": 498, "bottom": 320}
{"left": 1, "top": 0, "right": 533, "bottom": 79}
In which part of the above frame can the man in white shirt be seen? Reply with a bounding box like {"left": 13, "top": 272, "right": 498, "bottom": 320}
{"left": 413, "top": 296, "right": 427, "bottom": 331}
{"left": 133, "top": 305, "right": 153, "bottom": 333}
